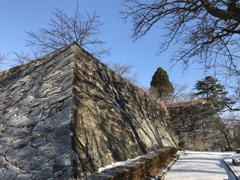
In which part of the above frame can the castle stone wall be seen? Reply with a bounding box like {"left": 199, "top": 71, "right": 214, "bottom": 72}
{"left": 0, "top": 44, "right": 178, "bottom": 178}
{"left": 0, "top": 43, "right": 229, "bottom": 179}
{"left": 167, "top": 101, "right": 230, "bottom": 151}
{"left": 0, "top": 45, "right": 79, "bottom": 179}
{"left": 72, "top": 45, "right": 178, "bottom": 176}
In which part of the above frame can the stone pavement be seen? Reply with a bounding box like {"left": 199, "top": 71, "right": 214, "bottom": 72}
{"left": 164, "top": 151, "right": 238, "bottom": 180}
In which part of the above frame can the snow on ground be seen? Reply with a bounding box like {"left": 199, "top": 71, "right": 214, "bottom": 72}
{"left": 164, "top": 151, "right": 239, "bottom": 180}
{"left": 224, "top": 153, "right": 240, "bottom": 179}
{"left": 97, "top": 151, "right": 240, "bottom": 179}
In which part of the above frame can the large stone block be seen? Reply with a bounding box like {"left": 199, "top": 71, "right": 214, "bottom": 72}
{"left": 232, "top": 158, "right": 240, "bottom": 166}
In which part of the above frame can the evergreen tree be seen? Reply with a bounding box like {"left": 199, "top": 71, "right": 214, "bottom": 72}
{"left": 194, "top": 76, "right": 232, "bottom": 112}
{"left": 150, "top": 67, "right": 173, "bottom": 102}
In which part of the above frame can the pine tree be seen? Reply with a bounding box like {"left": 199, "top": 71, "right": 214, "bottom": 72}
{"left": 150, "top": 67, "right": 173, "bottom": 102}
{"left": 194, "top": 76, "right": 231, "bottom": 112}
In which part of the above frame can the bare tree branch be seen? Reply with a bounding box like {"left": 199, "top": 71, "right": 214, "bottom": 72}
{"left": 170, "top": 82, "right": 191, "bottom": 103}
{"left": 222, "top": 112, "right": 240, "bottom": 148}
{"left": 0, "top": 51, "right": 8, "bottom": 70}
{"left": 122, "top": 0, "right": 240, "bottom": 71}
{"left": 107, "top": 61, "right": 139, "bottom": 84}
{"left": 25, "top": 4, "right": 110, "bottom": 59}
{"left": 0, "top": 52, "right": 7, "bottom": 64}
{"left": 12, "top": 51, "right": 40, "bottom": 65}
{"left": 122, "top": 0, "right": 240, "bottom": 111}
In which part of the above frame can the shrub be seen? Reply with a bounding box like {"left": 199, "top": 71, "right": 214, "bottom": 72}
{"left": 178, "top": 141, "right": 186, "bottom": 150}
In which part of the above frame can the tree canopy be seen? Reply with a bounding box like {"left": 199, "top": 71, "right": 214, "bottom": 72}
{"left": 194, "top": 76, "right": 232, "bottom": 112}
{"left": 150, "top": 67, "right": 174, "bottom": 102}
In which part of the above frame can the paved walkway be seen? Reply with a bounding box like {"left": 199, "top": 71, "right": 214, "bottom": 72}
{"left": 164, "top": 151, "right": 238, "bottom": 180}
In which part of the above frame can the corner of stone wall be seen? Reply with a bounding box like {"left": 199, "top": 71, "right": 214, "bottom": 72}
{"left": 70, "top": 44, "right": 179, "bottom": 176}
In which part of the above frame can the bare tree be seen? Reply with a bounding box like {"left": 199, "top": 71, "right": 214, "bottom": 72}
{"left": 122, "top": 0, "right": 240, "bottom": 70}
{"left": 149, "top": 82, "right": 193, "bottom": 103}
{"left": 122, "top": 0, "right": 240, "bottom": 109}
{"left": 107, "top": 61, "right": 138, "bottom": 84}
{"left": 194, "top": 139, "right": 205, "bottom": 151}
{"left": 225, "top": 79, "right": 240, "bottom": 111}
{"left": 12, "top": 51, "right": 40, "bottom": 65}
{"left": 0, "top": 52, "right": 8, "bottom": 70}
{"left": 149, "top": 86, "right": 159, "bottom": 98}
{"left": 26, "top": 4, "right": 109, "bottom": 59}
{"left": 0, "top": 52, "right": 6, "bottom": 64}
{"left": 170, "top": 82, "right": 192, "bottom": 103}
{"left": 222, "top": 112, "right": 240, "bottom": 149}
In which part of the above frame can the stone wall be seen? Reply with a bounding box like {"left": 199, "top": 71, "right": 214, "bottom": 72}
{"left": 0, "top": 42, "right": 230, "bottom": 179}
{"left": 0, "top": 43, "right": 178, "bottom": 179}
{"left": 0, "top": 45, "right": 79, "bottom": 179}
{"left": 167, "top": 100, "right": 230, "bottom": 151}
{"left": 72, "top": 45, "right": 178, "bottom": 176}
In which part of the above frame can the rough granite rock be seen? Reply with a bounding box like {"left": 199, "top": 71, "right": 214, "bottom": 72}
{"left": 0, "top": 43, "right": 178, "bottom": 178}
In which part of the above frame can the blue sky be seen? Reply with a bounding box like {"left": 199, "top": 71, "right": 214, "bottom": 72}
{"left": 0, "top": 0, "right": 207, "bottom": 90}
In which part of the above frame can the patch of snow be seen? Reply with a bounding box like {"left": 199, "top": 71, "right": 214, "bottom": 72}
{"left": 98, "top": 156, "right": 141, "bottom": 172}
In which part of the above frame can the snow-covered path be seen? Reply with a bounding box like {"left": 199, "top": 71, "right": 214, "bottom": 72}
{"left": 164, "top": 151, "right": 237, "bottom": 180}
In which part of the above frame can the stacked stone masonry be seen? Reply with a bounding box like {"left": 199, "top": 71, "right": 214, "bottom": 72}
{"left": 167, "top": 101, "right": 230, "bottom": 151}
{"left": 0, "top": 43, "right": 229, "bottom": 179}
{"left": 72, "top": 45, "right": 178, "bottom": 176}
{"left": 0, "top": 43, "right": 179, "bottom": 179}
{"left": 0, "top": 45, "right": 78, "bottom": 179}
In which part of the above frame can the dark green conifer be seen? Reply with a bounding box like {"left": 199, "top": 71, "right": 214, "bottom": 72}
{"left": 150, "top": 67, "right": 173, "bottom": 102}
{"left": 194, "top": 76, "right": 232, "bottom": 112}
